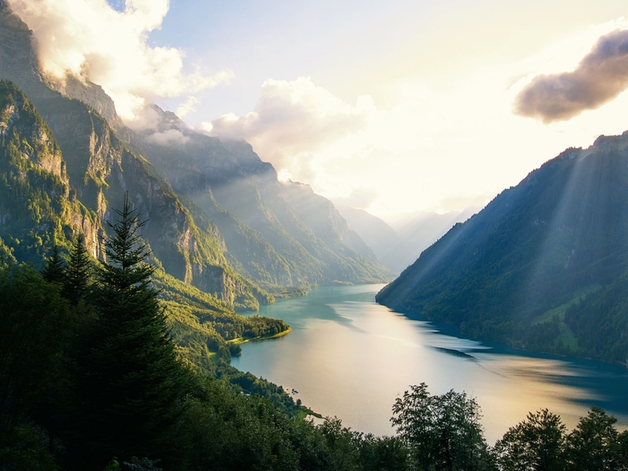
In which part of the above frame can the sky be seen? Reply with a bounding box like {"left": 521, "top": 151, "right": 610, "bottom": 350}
{"left": 6, "top": 0, "right": 628, "bottom": 222}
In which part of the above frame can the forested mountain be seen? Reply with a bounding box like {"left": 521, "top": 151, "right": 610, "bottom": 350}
{"left": 133, "top": 106, "right": 389, "bottom": 288}
{"left": 377, "top": 133, "right": 628, "bottom": 364}
{"left": 0, "top": 0, "right": 388, "bottom": 303}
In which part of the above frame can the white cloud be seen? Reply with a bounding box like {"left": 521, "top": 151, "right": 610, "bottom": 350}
{"left": 206, "top": 76, "right": 375, "bottom": 184}
{"left": 145, "top": 128, "right": 190, "bottom": 146}
{"left": 176, "top": 96, "right": 200, "bottom": 118}
{"left": 7, "top": 0, "right": 233, "bottom": 121}
{"left": 200, "top": 25, "right": 628, "bottom": 222}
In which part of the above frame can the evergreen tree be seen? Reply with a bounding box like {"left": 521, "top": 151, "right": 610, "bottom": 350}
{"left": 0, "top": 265, "right": 70, "bottom": 430}
{"left": 63, "top": 234, "right": 92, "bottom": 308}
{"left": 72, "top": 195, "right": 189, "bottom": 470}
{"left": 41, "top": 244, "right": 66, "bottom": 285}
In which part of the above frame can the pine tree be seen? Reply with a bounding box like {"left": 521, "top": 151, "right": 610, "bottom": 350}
{"left": 72, "top": 195, "right": 189, "bottom": 469}
{"left": 41, "top": 244, "right": 66, "bottom": 285}
{"left": 63, "top": 234, "right": 92, "bottom": 308}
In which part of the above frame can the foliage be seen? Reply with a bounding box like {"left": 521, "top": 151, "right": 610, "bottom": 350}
{"left": 70, "top": 195, "right": 191, "bottom": 469}
{"left": 377, "top": 141, "right": 628, "bottom": 363}
{"left": 0, "top": 264, "right": 71, "bottom": 431}
{"left": 391, "top": 382, "right": 494, "bottom": 471}
{"left": 63, "top": 234, "right": 93, "bottom": 307}
{"left": 494, "top": 409, "right": 566, "bottom": 471}
{"left": 565, "top": 407, "right": 622, "bottom": 471}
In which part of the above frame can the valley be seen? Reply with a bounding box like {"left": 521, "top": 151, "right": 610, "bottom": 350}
{"left": 2, "top": 0, "right": 628, "bottom": 468}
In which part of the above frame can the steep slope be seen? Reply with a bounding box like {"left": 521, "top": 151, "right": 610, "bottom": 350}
{"left": 0, "top": 1, "right": 273, "bottom": 310}
{"left": 0, "top": 80, "right": 101, "bottom": 261}
{"left": 0, "top": 0, "right": 388, "bottom": 290}
{"left": 136, "top": 106, "right": 390, "bottom": 287}
{"left": 377, "top": 133, "right": 628, "bottom": 363}
{"left": 337, "top": 205, "right": 478, "bottom": 274}
{"left": 336, "top": 205, "right": 405, "bottom": 273}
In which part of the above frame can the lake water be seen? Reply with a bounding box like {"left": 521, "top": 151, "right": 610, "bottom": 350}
{"left": 231, "top": 284, "right": 628, "bottom": 443}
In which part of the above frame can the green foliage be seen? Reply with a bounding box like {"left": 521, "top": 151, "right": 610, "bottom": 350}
{"left": 41, "top": 244, "right": 66, "bottom": 285}
{"left": 63, "top": 234, "right": 93, "bottom": 307}
{"left": 0, "top": 421, "right": 60, "bottom": 471}
{"left": 71, "top": 195, "right": 191, "bottom": 469}
{"left": 0, "top": 264, "right": 71, "bottom": 430}
{"left": 214, "top": 362, "right": 308, "bottom": 417}
{"left": 565, "top": 407, "right": 622, "bottom": 471}
{"left": 377, "top": 141, "right": 628, "bottom": 362}
{"left": 391, "top": 382, "right": 494, "bottom": 471}
{"left": 495, "top": 409, "right": 566, "bottom": 471}
{"left": 563, "top": 271, "right": 628, "bottom": 363}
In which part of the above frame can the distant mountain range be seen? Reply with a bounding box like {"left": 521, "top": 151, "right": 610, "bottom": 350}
{"left": 336, "top": 205, "right": 477, "bottom": 274}
{"left": 377, "top": 134, "right": 628, "bottom": 364}
{"left": 0, "top": 0, "right": 389, "bottom": 313}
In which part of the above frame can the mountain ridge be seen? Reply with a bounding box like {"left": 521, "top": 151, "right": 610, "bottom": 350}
{"left": 377, "top": 131, "right": 628, "bottom": 364}
{"left": 0, "top": 0, "right": 389, "bottom": 305}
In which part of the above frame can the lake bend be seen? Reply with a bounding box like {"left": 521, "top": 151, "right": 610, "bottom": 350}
{"left": 231, "top": 284, "right": 628, "bottom": 443}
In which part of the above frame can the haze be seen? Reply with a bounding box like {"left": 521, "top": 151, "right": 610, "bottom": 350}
{"left": 8, "top": 0, "right": 628, "bottom": 222}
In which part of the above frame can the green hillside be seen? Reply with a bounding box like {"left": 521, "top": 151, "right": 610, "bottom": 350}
{"left": 377, "top": 134, "right": 628, "bottom": 363}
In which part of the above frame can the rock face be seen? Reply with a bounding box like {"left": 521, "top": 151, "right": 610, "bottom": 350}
{"left": 0, "top": 3, "right": 267, "bottom": 309}
{"left": 135, "top": 105, "right": 391, "bottom": 288}
{"left": 0, "top": 0, "right": 389, "bottom": 309}
{"left": 0, "top": 80, "right": 103, "bottom": 260}
{"left": 377, "top": 132, "right": 628, "bottom": 363}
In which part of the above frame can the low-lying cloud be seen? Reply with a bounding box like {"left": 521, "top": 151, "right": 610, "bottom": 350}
{"left": 6, "top": 0, "right": 232, "bottom": 122}
{"left": 205, "top": 77, "right": 375, "bottom": 184}
{"left": 515, "top": 28, "right": 628, "bottom": 123}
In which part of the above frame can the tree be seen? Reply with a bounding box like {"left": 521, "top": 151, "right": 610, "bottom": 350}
{"left": 63, "top": 234, "right": 92, "bottom": 308}
{"left": 565, "top": 407, "right": 622, "bottom": 471}
{"left": 0, "top": 264, "right": 70, "bottom": 430}
{"left": 71, "top": 195, "right": 189, "bottom": 469}
{"left": 41, "top": 244, "right": 66, "bottom": 285}
{"left": 391, "top": 383, "right": 494, "bottom": 471}
{"left": 494, "top": 408, "right": 566, "bottom": 471}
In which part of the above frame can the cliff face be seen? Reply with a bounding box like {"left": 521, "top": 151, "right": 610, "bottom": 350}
{"left": 0, "top": 2, "right": 269, "bottom": 309}
{"left": 0, "top": 80, "right": 103, "bottom": 260}
{"left": 0, "top": 0, "right": 388, "bottom": 307}
{"left": 137, "top": 107, "right": 391, "bottom": 288}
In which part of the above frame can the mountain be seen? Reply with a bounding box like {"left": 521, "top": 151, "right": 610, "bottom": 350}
{"left": 377, "top": 133, "right": 628, "bottom": 364}
{"left": 335, "top": 205, "right": 404, "bottom": 272}
{"left": 0, "top": 0, "right": 388, "bottom": 305}
{"left": 133, "top": 105, "right": 390, "bottom": 288}
{"left": 337, "top": 205, "right": 476, "bottom": 274}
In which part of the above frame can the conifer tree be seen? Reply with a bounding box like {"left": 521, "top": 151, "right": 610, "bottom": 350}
{"left": 72, "top": 195, "right": 189, "bottom": 469}
{"left": 63, "top": 234, "right": 92, "bottom": 307}
{"left": 41, "top": 244, "right": 66, "bottom": 285}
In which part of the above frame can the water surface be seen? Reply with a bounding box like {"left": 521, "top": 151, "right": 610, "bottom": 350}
{"left": 231, "top": 284, "right": 628, "bottom": 443}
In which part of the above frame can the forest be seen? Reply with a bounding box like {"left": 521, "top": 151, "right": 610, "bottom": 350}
{"left": 1, "top": 198, "right": 628, "bottom": 471}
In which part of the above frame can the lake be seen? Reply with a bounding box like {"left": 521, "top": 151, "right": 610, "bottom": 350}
{"left": 231, "top": 284, "right": 628, "bottom": 443}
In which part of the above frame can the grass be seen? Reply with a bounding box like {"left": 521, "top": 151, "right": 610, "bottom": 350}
{"left": 531, "top": 284, "right": 601, "bottom": 325}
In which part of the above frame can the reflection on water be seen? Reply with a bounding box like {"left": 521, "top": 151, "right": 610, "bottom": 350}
{"left": 231, "top": 284, "right": 628, "bottom": 443}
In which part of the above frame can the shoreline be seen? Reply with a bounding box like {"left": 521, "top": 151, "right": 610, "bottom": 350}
{"left": 228, "top": 327, "right": 292, "bottom": 346}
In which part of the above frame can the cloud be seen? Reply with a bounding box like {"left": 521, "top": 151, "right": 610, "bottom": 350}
{"left": 6, "top": 0, "right": 233, "bottom": 121}
{"left": 204, "top": 76, "right": 375, "bottom": 184}
{"left": 144, "top": 129, "right": 190, "bottom": 147}
{"left": 514, "top": 28, "right": 628, "bottom": 123}
{"left": 332, "top": 188, "right": 379, "bottom": 210}
{"left": 176, "top": 96, "right": 200, "bottom": 118}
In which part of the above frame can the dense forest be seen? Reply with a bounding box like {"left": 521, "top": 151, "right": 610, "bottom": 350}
{"left": 1, "top": 198, "right": 627, "bottom": 471}
{"left": 377, "top": 137, "right": 628, "bottom": 364}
